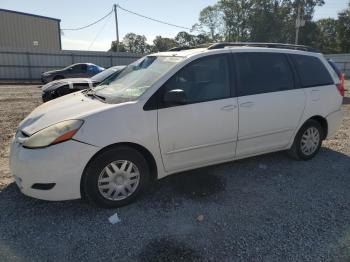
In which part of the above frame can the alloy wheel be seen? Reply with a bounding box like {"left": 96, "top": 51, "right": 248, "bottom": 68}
{"left": 300, "top": 127, "right": 320, "bottom": 156}
{"left": 97, "top": 160, "right": 140, "bottom": 201}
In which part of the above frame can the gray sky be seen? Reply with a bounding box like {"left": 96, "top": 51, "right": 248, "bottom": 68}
{"left": 0, "top": 0, "right": 348, "bottom": 51}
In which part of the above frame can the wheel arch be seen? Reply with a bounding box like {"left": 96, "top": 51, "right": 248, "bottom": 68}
{"left": 80, "top": 142, "right": 158, "bottom": 195}
{"left": 308, "top": 115, "right": 328, "bottom": 139}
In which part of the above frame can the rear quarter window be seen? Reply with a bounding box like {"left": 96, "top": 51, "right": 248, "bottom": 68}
{"left": 327, "top": 59, "right": 342, "bottom": 78}
{"left": 291, "top": 55, "right": 333, "bottom": 88}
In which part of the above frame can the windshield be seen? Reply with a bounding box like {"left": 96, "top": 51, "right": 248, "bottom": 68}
{"left": 91, "top": 67, "right": 123, "bottom": 82}
{"left": 94, "top": 56, "right": 183, "bottom": 103}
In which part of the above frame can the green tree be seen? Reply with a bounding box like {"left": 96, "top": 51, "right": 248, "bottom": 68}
{"left": 314, "top": 18, "right": 339, "bottom": 53}
{"left": 122, "top": 33, "right": 150, "bottom": 54}
{"left": 174, "top": 31, "right": 211, "bottom": 47}
{"left": 152, "top": 36, "right": 177, "bottom": 52}
{"left": 195, "top": 0, "right": 325, "bottom": 44}
{"left": 337, "top": 2, "right": 350, "bottom": 53}
{"left": 109, "top": 41, "right": 127, "bottom": 52}
{"left": 218, "top": 0, "right": 253, "bottom": 41}
{"left": 194, "top": 34, "right": 211, "bottom": 45}
{"left": 193, "top": 4, "right": 224, "bottom": 41}
{"left": 175, "top": 31, "right": 197, "bottom": 47}
{"left": 293, "top": 0, "right": 325, "bottom": 20}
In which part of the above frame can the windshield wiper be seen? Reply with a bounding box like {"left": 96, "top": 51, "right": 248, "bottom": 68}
{"left": 85, "top": 89, "right": 106, "bottom": 102}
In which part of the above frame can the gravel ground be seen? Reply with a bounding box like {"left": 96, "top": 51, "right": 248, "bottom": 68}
{"left": 0, "top": 83, "right": 349, "bottom": 261}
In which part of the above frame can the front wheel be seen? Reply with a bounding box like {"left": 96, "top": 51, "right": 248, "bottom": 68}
{"left": 288, "top": 120, "right": 324, "bottom": 160}
{"left": 82, "top": 146, "right": 150, "bottom": 208}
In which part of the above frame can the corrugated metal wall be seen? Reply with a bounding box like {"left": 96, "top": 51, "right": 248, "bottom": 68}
{"left": 325, "top": 54, "right": 350, "bottom": 77}
{"left": 0, "top": 10, "right": 61, "bottom": 50}
{"left": 0, "top": 47, "right": 142, "bottom": 82}
{"left": 1, "top": 48, "right": 347, "bottom": 82}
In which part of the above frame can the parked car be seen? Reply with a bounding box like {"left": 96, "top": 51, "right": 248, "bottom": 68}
{"left": 41, "top": 66, "right": 126, "bottom": 102}
{"left": 11, "top": 43, "right": 343, "bottom": 208}
{"left": 327, "top": 59, "right": 346, "bottom": 95}
{"left": 41, "top": 63, "right": 104, "bottom": 83}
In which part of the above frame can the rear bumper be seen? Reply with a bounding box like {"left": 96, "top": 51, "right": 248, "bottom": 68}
{"left": 10, "top": 139, "right": 100, "bottom": 201}
{"left": 326, "top": 109, "right": 343, "bottom": 138}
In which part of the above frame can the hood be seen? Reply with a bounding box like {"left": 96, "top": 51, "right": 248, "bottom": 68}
{"left": 42, "top": 69, "right": 61, "bottom": 75}
{"left": 18, "top": 91, "right": 113, "bottom": 136}
{"left": 42, "top": 78, "right": 95, "bottom": 92}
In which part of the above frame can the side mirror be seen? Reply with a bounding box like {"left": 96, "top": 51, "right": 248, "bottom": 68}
{"left": 164, "top": 89, "right": 187, "bottom": 106}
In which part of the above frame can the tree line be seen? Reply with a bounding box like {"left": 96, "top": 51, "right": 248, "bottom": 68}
{"left": 110, "top": 0, "right": 350, "bottom": 54}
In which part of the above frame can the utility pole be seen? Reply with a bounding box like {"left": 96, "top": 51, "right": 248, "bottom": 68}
{"left": 295, "top": 1, "right": 305, "bottom": 45}
{"left": 114, "top": 4, "right": 120, "bottom": 52}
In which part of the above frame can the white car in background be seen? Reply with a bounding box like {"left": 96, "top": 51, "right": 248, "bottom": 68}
{"left": 10, "top": 43, "right": 344, "bottom": 208}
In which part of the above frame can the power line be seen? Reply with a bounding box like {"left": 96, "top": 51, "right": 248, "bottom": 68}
{"left": 61, "top": 9, "right": 113, "bottom": 31}
{"left": 117, "top": 4, "right": 191, "bottom": 30}
{"left": 88, "top": 12, "right": 113, "bottom": 50}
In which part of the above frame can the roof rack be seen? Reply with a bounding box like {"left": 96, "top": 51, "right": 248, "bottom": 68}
{"left": 168, "top": 42, "right": 319, "bottom": 53}
{"left": 168, "top": 46, "right": 192, "bottom": 51}
{"left": 168, "top": 43, "right": 214, "bottom": 52}
{"left": 207, "top": 42, "right": 319, "bottom": 52}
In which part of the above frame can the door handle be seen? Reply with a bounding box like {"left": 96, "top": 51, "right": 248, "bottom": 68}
{"left": 221, "top": 105, "right": 237, "bottom": 111}
{"left": 240, "top": 102, "right": 254, "bottom": 108}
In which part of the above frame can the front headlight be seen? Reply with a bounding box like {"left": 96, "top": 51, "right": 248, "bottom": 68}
{"left": 42, "top": 82, "right": 59, "bottom": 91}
{"left": 22, "top": 120, "right": 84, "bottom": 149}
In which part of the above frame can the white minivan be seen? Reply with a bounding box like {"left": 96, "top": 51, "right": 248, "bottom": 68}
{"left": 10, "top": 43, "right": 344, "bottom": 207}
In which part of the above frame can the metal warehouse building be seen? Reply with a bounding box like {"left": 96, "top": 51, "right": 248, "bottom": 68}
{"left": 0, "top": 9, "right": 61, "bottom": 50}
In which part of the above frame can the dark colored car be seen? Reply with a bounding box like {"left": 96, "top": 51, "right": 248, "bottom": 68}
{"left": 41, "top": 63, "right": 105, "bottom": 83}
{"left": 41, "top": 66, "right": 126, "bottom": 102}
{"left": 327, "top": 59, "right": 346, "bottom": 96}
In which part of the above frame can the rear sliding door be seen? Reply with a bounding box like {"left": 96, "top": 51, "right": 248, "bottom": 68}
{"left": 235, "top": 52, "right": 306, "bottom": 157}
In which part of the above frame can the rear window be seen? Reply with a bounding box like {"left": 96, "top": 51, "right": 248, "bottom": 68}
{"left": 236, "top": 52, "right": 294, "bottom": 96}
{"left": 291, "top": 55, "right": 333, "bottom": 87}
{"left": 327, "top": 59, "right": 342, "bottom": 78}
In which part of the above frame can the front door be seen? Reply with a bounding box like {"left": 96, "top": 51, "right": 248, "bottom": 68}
{"left": 157, "top": 54, "right": 239, "bottom": 172}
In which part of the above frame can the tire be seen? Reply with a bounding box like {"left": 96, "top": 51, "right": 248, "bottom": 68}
{"left": 82, "top": 146, "right": 150, "bottom": 208}
{"left": 53, "top": 75, "right": 64, "bottom": 81}
{"left": 288, "top": 120, "right": 324, "bottom": 160}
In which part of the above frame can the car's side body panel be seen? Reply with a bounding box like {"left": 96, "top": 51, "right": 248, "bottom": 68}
{"left": 73, "top": 102, "right": 166, "bottom": 178}
{"left": 236, "top": 89, "right": 306, "bottom": 157}
{"left": 158, "top": 98, "right": 239, "bottom": 172}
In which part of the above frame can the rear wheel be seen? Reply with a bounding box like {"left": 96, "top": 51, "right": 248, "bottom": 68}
{"left": 82, "top": 146, "right": 150, "bottom": 208}
{"left": 288, "top": 120, "right": 324, "bottom": 160}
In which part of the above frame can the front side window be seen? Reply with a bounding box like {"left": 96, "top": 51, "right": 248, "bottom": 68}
{"left": 162, "top": 54, "right": 231, "bottom": 105}
{"left": 236, "top": 52, "right": 294, "bottom": 97}
{"left": 72, "top": 64, "right": 87, "bottom": 73}
{"left": 291, "top": 54, "right": 334, "bottom": 87}
{"left": 94, "top": 56, "right": 183, "bottom": 103}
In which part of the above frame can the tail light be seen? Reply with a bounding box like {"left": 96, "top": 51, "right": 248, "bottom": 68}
{"left": 336, "top": 73, "right": 345, "bottom": 97}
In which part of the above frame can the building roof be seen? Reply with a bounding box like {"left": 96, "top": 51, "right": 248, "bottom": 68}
{"left": 0, "top": 8, "right": 60, "bottom": 22}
